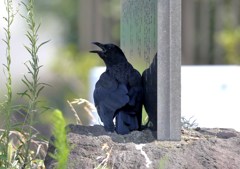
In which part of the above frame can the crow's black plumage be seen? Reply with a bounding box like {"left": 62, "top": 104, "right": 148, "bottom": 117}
{"left": 90, "top": 42, "right": 143, "bottom": 134}
{"left": 142, "top": 54, "right": 157, "bottom": 130}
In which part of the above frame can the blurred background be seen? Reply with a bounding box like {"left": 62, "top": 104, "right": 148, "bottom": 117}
{"left": 0, "top": 0, "right": 240, "bottom": 135}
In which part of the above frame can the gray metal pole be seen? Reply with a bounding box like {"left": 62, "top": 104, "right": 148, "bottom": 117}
{"left": 157, "top": 0, "right": 181, "bottom": 140}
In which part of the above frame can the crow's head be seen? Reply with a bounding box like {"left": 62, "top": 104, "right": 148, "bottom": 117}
{"left": 90, "top": 42, "right": 127, "bottom": 66}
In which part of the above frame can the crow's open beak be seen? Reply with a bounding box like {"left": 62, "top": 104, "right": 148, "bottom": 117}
{"left": 90, "top": 42, "right": 105, "bottom": 54}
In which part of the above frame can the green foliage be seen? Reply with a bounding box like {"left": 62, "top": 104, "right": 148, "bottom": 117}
{"left": 18, "top": 0, "right": 49, "bottom": 167}
{"left": 20, "top": 0, "right": 49, "bottom": 105}
{"left": 0, "top": 0, "right": 49, "bottom": 168}
{"left": 217, "top": 27, "right": 240, "bottom": 64}
{"left": 0, "top": 0, "right": 15, "bottom": 167}
{"left": 0, "top": 130, "right": 46, "bottom": 168}
{"left": 48, "top": 109, "right": 69, "bottom": 169}
{"left": 36, "top": 0, "right": 79, "bottom": 43}
{"left": 52, "top": 45, "right": 104, "bottom": 99}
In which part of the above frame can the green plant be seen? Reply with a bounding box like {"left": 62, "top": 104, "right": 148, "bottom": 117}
{"left": 0, "top": 0, "right": 50, "bottom": 168}
{"left": 215, "top": 0, "right": 240, "bottom": 64}
{"left": 18, "top": 0, "right": 49, "bottom": 167}
{"left": 48, "top": 109, "right": 70, "bottom": 169}
{"left": 217, "top": 27, "right": 240, "bottom": 64}
{"left": 0, "top": 129, "right": 47, "bottom": 168}
{"left": 0, "top": 0, "right": 15, "bottom": 167}
{"left": 51, "top": 46, "right": 103, "bottom": 100}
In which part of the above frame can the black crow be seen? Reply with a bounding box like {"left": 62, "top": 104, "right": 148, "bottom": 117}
{"left": 90, "top": 42, "right": 143, "bottom": 134}
{"left": 142, "top": 54, "right": 157, "bottom": 130}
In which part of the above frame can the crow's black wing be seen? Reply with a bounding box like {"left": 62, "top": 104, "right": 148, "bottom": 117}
{"left": 128, "top": 70, "right": 143, "bottom": 107}
{"left": 115, "top": 69, "right": 144, "bottom": 134}
{"left": 128, "top": 69, "right": 144, "bottom": 126}
{"left": 94, "top": 72, "right": 129, "bottom": 131}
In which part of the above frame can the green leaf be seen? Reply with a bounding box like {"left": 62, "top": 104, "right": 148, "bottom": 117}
{"left": 2, "top": 39, "right": 8, "bottom": 44}
{"left": 36, "top": 86, "right": 44, "bottom": 98}
{"left": 21, "top": 78, "right": 32, "bottom": 92}
{"left": 24, "top": 45, "right": 33, "bottom": 55}
{"left": 36, "top": 40, "right": 50, "bottom": 53}
{"left": 24, "top": 63, "right": 34, "bottom": 76}
{"left": 18, "top": 90, "right": 31, "bottom": 100}
{"left": 26, "top": 31, "right": 34, "bottom": 43}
